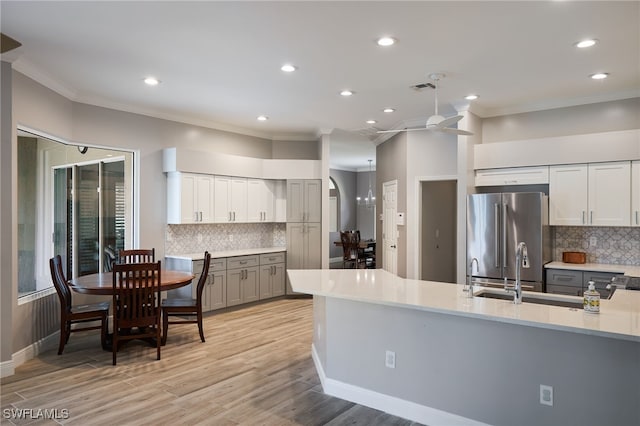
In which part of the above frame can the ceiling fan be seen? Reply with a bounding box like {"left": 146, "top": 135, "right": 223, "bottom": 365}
{"left": 377, "top": 73, "right": 473, "bottom": 136}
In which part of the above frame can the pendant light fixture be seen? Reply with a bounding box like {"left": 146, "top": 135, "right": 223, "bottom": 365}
{"left": 356, "top": 160, "right": 375, "bottom": 208}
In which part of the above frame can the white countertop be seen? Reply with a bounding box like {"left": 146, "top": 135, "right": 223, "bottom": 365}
{"left": 167, "top": 246, "right": 286, "bottom": 261}
{"left": 545, "top": 261, "right": 640, "bottom": 277}
{"left": 288, "top": 269, "right": 640, "bottom": 342}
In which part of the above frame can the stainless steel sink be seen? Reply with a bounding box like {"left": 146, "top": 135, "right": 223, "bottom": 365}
{"left": 475, "top": 291, "right": 584, "bottom": 309}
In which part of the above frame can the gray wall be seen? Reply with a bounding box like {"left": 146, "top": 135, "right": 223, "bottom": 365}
{"left": 356, "top": 170, "right": 376, "bottom": 241}
{"left": 6, "top": 69, "right": 320, "bottom": 364}
{"left": 482, "top": 97, "right": 640, "bottom": 143}
{"left": 329, "top": 169, "right": 356, "bottom": 259}
{"left": 376, "top": 132, "right": 408, "bottom": 277}
{"left": 324, "top": 297, "right": 640, "bottom": 426}
{"left": 272, "top": 139, "right": 319, "bottom": 159}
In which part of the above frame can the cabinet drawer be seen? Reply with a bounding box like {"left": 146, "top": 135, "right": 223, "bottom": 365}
{"left": 209, "top": 257, "right": 227, "bottom": 272}
{"left": 546, "top": 284, "right": 583, "bottom": 296}
{"left": 546, "top": 269, "right": 582, "bottom": 287}
{"left": 260, "top": 252, "right": 285, "bottom": 265}
{"left": 227, "top": 255, "right": 259, "bottom": 270}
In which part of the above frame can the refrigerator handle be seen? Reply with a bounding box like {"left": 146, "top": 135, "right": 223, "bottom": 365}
{"left": 502, "top": 202, "right": 507, "bottom": 274}
{"left": 494, "top": 203, "right": 500, "bottom": 268}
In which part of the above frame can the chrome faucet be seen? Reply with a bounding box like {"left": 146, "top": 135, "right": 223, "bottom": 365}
{"left": 466, "top": 258, "right": 479, "bottom": 297}
{"left": 506, "top": 242, "right": 529, "bottom": 304}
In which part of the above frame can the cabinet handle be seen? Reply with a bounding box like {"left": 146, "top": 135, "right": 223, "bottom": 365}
{"left": 233, "top": 211, "right": 236, "bottom": 221}
{"left": 636, "top": 211, "right": 638, "bottom": 225}
{"left": 582, "top": 211, "right": 586, "bottom": 225}
{"left": 195, "top": 212, "right": 199, "bottom": 222}
{"left": 590, "top": 211, "right": 593, "bottom": 224}
{"left": 199, "top": 211, "right": 203, "bottom": 222}
{"left": 240, "top": 260, "right": 247, "bottom": 265}
{"left": 229, "top": 212, "right": 232, "bottom": 222}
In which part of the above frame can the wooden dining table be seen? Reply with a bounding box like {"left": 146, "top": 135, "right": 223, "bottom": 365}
{"left": 68, "top": 269, "right": 195, "bottom": 295}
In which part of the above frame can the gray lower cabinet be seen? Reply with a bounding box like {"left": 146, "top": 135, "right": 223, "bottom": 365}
{"left": 546, "top": 268, "right": 621, "bottom": 296}
{"left": 259, "top": 252, "right": 286, "bottom": 299}
{"left": 226, "top": 255, "right": 259, "bottom": 307}
{"left": 166, "top": 256, "right": 227, "bottom": 312}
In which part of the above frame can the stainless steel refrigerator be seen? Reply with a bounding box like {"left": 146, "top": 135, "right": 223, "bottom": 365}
{"left": 467, "top": 192, "right": 551, "bottom": 292}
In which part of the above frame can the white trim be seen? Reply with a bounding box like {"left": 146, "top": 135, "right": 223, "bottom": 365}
{"left": 17, "top": 286, "right": 56, "bottom": 306}
{"left": 0, "top": 359, "right": 15, "bottom": 378}
{"left": 311, "top": 343, "right": 490, "bottom": 426}
{"left": 6, "top": 331, "right": 60, "bottom": 377}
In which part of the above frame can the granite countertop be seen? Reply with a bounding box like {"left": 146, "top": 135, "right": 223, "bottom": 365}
{"left": 287, "top": 268, "right": 640, "bottom": 342}
{"left": 545, "top": 261, "right": 640, "bottom": 277}
{"left": 167, "top": 246, "right": 286, "bottom": 261}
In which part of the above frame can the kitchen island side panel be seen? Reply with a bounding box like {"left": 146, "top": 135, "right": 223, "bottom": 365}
{"left": 323, "top": 297, "right": 640, "bottom": 426}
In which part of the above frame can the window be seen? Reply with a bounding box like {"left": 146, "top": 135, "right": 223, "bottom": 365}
{"left": 17, "top": 129, "right": 134, "bottom": 299}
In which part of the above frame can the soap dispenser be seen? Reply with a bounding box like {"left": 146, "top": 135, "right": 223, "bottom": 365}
{"left": 583, "top": 281, "right": 600, "bottom": 313}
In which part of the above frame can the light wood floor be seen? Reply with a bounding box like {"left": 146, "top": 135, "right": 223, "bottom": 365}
{"left": 1, "top": 298, "right": 421, "bottom": 426}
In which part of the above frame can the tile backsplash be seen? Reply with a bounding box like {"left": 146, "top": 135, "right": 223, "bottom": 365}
{"left": 553, "top": 226, "right": 640, "bottom": 265}
{"left": 166, "top": 223, "right": 286, "bottom": 255}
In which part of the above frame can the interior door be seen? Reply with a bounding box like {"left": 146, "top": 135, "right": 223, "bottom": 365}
{"left": 382, "top": 180, "right": 398, "bottom": 275}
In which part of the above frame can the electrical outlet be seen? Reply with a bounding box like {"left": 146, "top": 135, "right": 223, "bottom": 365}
{"left": 590, "top": 236, "right": 597, "bottom": 247}
{"left": 540, "top": 384, "right": 553, "bottom": 406}
{"left": 197, "top": 233, "right": 203, "bottom": 243}
{"left": 229, "top": 234, "right": 234, "bottom": 242}
{"left": 385, "top": 350, "right": 396, "bottom": 369}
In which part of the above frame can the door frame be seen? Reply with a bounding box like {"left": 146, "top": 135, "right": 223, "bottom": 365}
{"left": 382, "top": 179, "right": 398, "bottom": 275}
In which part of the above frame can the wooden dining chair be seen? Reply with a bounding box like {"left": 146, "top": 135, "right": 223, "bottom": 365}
{"left": 162, "top": 252, "right": 210, "bottom": 345}
{"left": 340, "top": 231, "right": 366, "bottom": 269}
{"left": 118, "top": 248, "right": 155, "bottom": 264}
{"left": 112, "top": 261, "right": 162, "bottom": 365}
{"left": 49, "top": 255, "right": 110, "bottom": 355}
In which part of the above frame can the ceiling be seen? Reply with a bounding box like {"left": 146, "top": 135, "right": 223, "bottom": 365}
{"left": 2, "top": 1, "right": 639, "bottom": 171}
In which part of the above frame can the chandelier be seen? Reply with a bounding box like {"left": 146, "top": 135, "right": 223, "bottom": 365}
{"left": 356, "top": 160, "right": 375, "bottom": 208}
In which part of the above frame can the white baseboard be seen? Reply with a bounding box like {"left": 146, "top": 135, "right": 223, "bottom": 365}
{"left": 310, "top": 344, "right": 489, "bottom": 426}
{"left": 2, "top": 331, "right": 60, "bottom": 378}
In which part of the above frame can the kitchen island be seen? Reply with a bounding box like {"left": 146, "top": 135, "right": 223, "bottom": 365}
{"left": 288, "top": 269, "right": 640, "bottom": 426}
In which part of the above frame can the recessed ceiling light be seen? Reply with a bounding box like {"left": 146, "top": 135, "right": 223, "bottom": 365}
{"left": 340, "top": 90, "right": 354, "bottom": 96}
{"left": 144, "top": 77, "right": 160, "bottom": 86}
{"left": 377, "top": 37, "right": 396, "bottom": 47}
{"left": 590, "top": 73, "right": 609, "bottom": 80}
{"left": 576, "top": 39, "right": 597, "bottom": 48}
{"left": 465, "top": 94, "right": 479, "bottom": 101}
{"left": 281, "top": 64, "right": 297, "bottom": 72}
{"left": 366, "top": 120, "right": 377, "bottom": 124}
{"left": 257, "top": 115, "right": 269, "bottom": 121}
{"left": 383, "top": 108, "right": 395, "bottom": 113}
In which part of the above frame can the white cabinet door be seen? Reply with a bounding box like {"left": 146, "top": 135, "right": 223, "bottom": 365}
{"left": 632, "top": 161, "right": 640, "bottom": 227}
{"left": 588, "top": 162, "right": 631, "bottom": 226}
{"left": 247, "top": 179, "right": 275, "bottom": 222}
{"left": 230, "top": 177, "right": 247, "bottom": 222}
{"left": 274, "top": 180, "right": 287, "bottom": 222}
{"left": 549, "top": 165, "right": 588, "bottom": 226}
{"left": 214, "top": 175, "right": 232, "bottom": 223}
{"left": 167, "top": 172, "right": 214, "bottom": 224}
{"left": 214, "top": 176, "right": 248, "bottom": 222}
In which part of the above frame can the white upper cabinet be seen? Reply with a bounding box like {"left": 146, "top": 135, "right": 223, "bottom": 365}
{"left": 166, "top": 172, "right": 214, "bottom": 224}
{"left": 287, "top": 179, "right": 321, "bottom": 223}
{"left": 631, "top": 160, "right": 640, "bottom": 227}
{"left": 273, "top": 180, "right": 287, "bottom": 223}
{"left": 247, "top": 179, "right": 275, "bottom": 222}
{"left": 214, "top": 176, "right": 247, "bottom": 223}
{"left": 588, "top": 162, "right": 630, "bottom": 226}
{"left": 475, "top": 166, "right": 549, "bottom": 186}
{"left": 550, "top": 162, "right": 631, "bottom": 226}
{"left": 549, "top": 165, "right": 588, "bottom": 226}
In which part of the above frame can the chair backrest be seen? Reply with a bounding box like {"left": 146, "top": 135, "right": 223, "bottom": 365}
{"left": 104, "top": 246, "right": 117, "bottom": 272}
{"left": 50, "top": 255, "right": 72, "bottom": 313}
{"left": 112, "top": 261, "right": 161, "bottom": 328}
{"left": 119, "top": 248, "right": 155, "bottom": 264}
{"left": 195, "top": 252, "right": 212, "bottom": 305}
{"left": 340, "top": 231, "right": 360, "bottom": 261}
